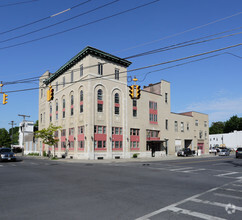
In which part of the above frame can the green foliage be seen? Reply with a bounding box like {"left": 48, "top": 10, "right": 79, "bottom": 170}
{"left": 210, "top": 115, "right": 242, "bottom": 134}
{"left": 28, "top": 153, "right": 40, "bottom": 156}
{"left": 43, "top": 150, "right": 47, "bottom": 157}
{"left": 209, "top": 122, "right": 225, "bottom": 134}
{"left": 133, "top": 153, "right": 138, "bottom": 158}
{"left": 9, "top": 126, "right": 19, "bottom": 145}
{"left": 0, "top": 128, "right": 11, "bottom": 147}
{"left": 35, "top": 123, "right": 62, "bottom": 146}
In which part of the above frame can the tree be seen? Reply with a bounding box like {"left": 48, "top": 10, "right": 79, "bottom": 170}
{"left": 9, "top": 126, "right": 19, "bottom": 145}
{"left": 0, "top": 128, "right": 11, "bottom": 147}
{"left": 224, "top": 115, "right": 240, "bottom": 133}
{"left": 34, "top": 123, "right": 62, "bottom": 158}
{"left": 209, "top": 121, "right": 225, "bottom": 134}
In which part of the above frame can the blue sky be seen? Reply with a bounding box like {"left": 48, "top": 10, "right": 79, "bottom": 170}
{"left": 0, "top": 0, "right": 241, "bottom": 131}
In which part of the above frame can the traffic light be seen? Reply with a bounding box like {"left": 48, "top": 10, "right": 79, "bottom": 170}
{"left": 3, "top": 93, "right": 8, "bottom": 104}
{"left": 49, "top": 85, "right": 54, "bottom": 101}
{"left": 129, "top": 85, "right": 135, "bottom": 99}
{"left": 136, "top": 85, "right": 141, "bottom": 99}
{"left": 47, "top": 85, "right": 54, "bottom": 101}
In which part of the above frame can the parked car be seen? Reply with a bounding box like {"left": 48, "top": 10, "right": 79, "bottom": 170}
{"left": 235, "top": 147, "right": 242, "bottom": 158}
{"left": 177, "top": 148, "right": 193, "bottom": 157}
{"left": 209, "top": 147, "right": 217, "bottom": 154}
{"left": 0, "top": 148, "right": 17, "bottom": 162}
{"left": 218, "top": 149, "right": 230, "bottom": 156}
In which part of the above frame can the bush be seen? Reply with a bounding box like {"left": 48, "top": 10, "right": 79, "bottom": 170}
{"left": 28, "top": 153, "right": 39, "bottom": 156}
{"left": 43, "top": 151, "right": 47, "bottom": 157}
{"left": 133, "top": 153, "right": 138, "bottom": 158}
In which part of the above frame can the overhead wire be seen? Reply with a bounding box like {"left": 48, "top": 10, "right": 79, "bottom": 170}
{"left": 0, "top": 0, "right": 160, "bottom": 50}
{"left": 3, "top": 42, "right": 242, "bottom": 93}
{"left": 0, "top": 0, "right": 91, "bottom": 35}
{"left": 0, "top": 0, "right": 38, "bottom": 8}
{"left": 3, "top": 25, "right": 242, "bottom": 85}
{"left": 0, "top": 0, "right": 119, "bottom": 43}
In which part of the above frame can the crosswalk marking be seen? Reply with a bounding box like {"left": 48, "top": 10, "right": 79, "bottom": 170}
{"left": 168, "top": 206, "right": 226, "bottom": 220}
{"left": 220, "top": 187, "right": 242, "bottom": 193}
{"left": 215, "top": 172, "right": 238, "bottom": 177}
{"left": 214, "top": 192, "right": 242, "bottom": 200}
{"left": 181, "top": 168, "right": 206, "bottom": 173}
{"left": 190, "top": 198, "right": 242, "bottom": 211}
{"left": 170, "top": 167, "right": 193, "bottom": 171}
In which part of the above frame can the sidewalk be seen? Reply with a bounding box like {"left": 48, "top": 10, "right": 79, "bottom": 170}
{"left": 23, "top": 153, "right": 217, "bottom": 164}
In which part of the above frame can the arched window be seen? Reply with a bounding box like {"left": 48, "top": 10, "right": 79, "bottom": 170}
{"left": 62, "top": 98, "right": 65, "bottom": 118}
{"left": 56, "top": 100, "right": 58, "bottom": 120}
{"left": 50, "top": 103, "right": 52, "bottom": 122}
{"left": 71, "top": 95, "right": 74, "bottom": 116}
{"left": 114, "top": 93, "right": 119, "bottom": 104}
{"left": 80, "top": 90, "right": 83, "bottom": 113}
{"left": 97, "top": 89, "right": 103, "bottom": 112}
{"left": 97, "top": 89, "right": 103, "bottom": 100}
{"left": 114, "top": 93, "right": 120, "bottom": 115}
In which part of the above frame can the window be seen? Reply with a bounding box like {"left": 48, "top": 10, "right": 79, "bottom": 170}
{"left": 61, "top": 129, "right": 66, "bottom": 137}
{"left": 78, "top": 141, "right": 84, "bottom": 149}
{"left": 199, "top": 131, "right": 203, "bottom": 139}
{"left": 50, "top": 103, "right": 52, "bottom": 122}
{"left": 174, "top": 121, "right": 178, "bottom": 132}
{"left": 40, "top": 114, "right": 42, "bottom": 123}
{"left": 149, "top": 101, "right": 158, "bottom": 124}
{"left": 115, "top": 68, "right": 119, "bottom": 80}
{"left": 56, "top": 101, "right": 58, "bottom": 120}
{"left": 114, "top": 93, "right": 119, "bottom": 115}
{"left": 63, "top": 77, "right": 65, "bottom": 87}
{"left": 80, "top": 65, "right": 83, "bottom": 77}
{"left": 165, "top": 119, "right": 168, "bottom": 130}
{"left": 80, "top": 90, "right": 83, "bottom": 113}
{"left": 133, "top": 100, "right": 137, "bottom": 117}
{"left": 204, "top": 121, "right": 207, "bottom": 127}
{"left": 130, "top": 128, "right": 140, "bottom": 150}
{"left": 187, "top": 123, "right": 190, "bottom": 131}
{"left": 94, "top": 126, "right": 106, "bottom": 134}
{"left": 195, "top": 120, "right": 198, "bottom": 126}
{"left": 97, "top": 89, "right": 103, "bottom": 112}
{"left": 71, "top": 71, "right": 74, "bottom": 82}
{"left": 62, "top": 98, "right": 65, "bottom": 118}
{"left": 165, "top": 93, "right": 168, "bottom": 103}
{"left": 69, "top": 128, "right": 74, "bottom": 136}
{"left": 78, "top": 126, "right": 84, "bottom": 134}
{"left": 41, "top": 89, "right": 43, "bottom": 98}
{"left": 70, "top": 95, "right": 74, "bottom": 116}
{"left": 98, "top": 63, "right": 103, "bottom": 75}
{"left": 181, "top": 122, "right": 184, "bottom": 132}
{"left": 56, "top": 82, "right": 58, "bottom": 92}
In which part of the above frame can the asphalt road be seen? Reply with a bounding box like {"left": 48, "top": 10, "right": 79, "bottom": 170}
{"left": 1, "top": 155, "right": 242, "bottom": 220}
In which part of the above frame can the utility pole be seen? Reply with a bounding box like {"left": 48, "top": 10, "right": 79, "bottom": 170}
{"left": 18, "top": 114, "right": 30, "bottom": 153}
{"left": 9, "top": 120, "right": 16, "bottom": 149}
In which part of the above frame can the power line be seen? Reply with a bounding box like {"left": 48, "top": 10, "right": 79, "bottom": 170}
{"left": 0, "top": 0, "right": 91, "bottom": 35}
{"left": 0, "top": 0, "right": 119, "bottom": 43}
{"left": 0, "top": 0, "right": 160, "bottom": 50}
{"left": 0, "top": 0, "right": 38, "bottom": 8}
{"left": 3, "top": 43, "right": 242, "bottom": 93}
{"left": 114, "top": 11, "right": 242, "bottom": 53}
{"left": 3, "top": 25, "right": 242, "bottom": 84}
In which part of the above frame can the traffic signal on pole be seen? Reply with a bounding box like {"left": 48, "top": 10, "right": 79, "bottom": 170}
{"left": 47, "top": 85, "right": 54, "bottom": 101}
{"left": 129, "top": 85, "right": 135, "bottom": 99}
{"left": 3, "top": 93, "right": 8, "bottom": 104}
{"left": 136, "top": 85, "right": 141, "bottom": 99}
{"left": 49, "top": 85, "right": 54, "bottom": 101}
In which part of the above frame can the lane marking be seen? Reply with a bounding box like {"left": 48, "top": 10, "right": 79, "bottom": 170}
{"left": 181, "top": 168, "right": 206, "bottom": 173}
{"left": 170, "top": 167, "right": 193, "bottom": 171}
{"left": 135, "top": 179, "right": 242, "bottom": 220}
{"left": 191, "top": 198, "right": 242, "bottom": 212}
{"left": 216, "top": 172, "right": 238, "bottom": 177}
{"left": 214, "top": 193, "right": 242, "bottom": 200}
{"left": 168, "top": 157, "right": 233, "bottom": 165}
{"left": 220, "top": 188, "right": 242, "bottom": 193}
{"left": 232, "top": 183, "right": 242, "bottom": 187}
{"left": 212, "top": 163, "right": 226, "bottom": 166}
{"left": 168, "top": 206, "right": 226, "bottom": 220}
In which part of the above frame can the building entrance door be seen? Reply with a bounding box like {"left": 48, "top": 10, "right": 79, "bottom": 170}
{"left": 147, "top": 141, "right": 162, "bottom": 157}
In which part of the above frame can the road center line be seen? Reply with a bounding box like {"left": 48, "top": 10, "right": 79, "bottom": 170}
{"left": 181, "top": 168, "right": 206, "bottom": 173}
{"left": 216, "top": 172, "right": 238, "bottom": 177}
{"left": 170, "top": 167, "right": 193, "bottom": 171}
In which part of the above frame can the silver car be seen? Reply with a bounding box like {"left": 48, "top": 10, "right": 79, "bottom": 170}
{"left": 218, "top": 149, "right": 230, "bottom": 156}
{"left": 0, "top": 148, "right": 17, "bottom": 162}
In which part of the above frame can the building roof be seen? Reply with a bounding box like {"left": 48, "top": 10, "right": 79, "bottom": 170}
{"left": 44, "top": 46, "right": 132, "bottom": 85}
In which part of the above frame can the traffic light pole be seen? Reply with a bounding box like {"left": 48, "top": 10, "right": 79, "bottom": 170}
{"left": 9, "top": 120, "right": 16, "bottom": 149}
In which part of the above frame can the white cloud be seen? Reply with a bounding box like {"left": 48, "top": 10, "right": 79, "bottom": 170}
{"left": 181, "top": 97, "right": 242, "bottom": 124}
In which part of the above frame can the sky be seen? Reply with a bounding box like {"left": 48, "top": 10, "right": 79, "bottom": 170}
{"left": 0, "top": 0, "right": 241, "bottom": 131}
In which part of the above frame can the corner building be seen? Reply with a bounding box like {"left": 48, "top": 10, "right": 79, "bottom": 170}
{"left": 38, "top": 46, "right": 209, "bottom": 159}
